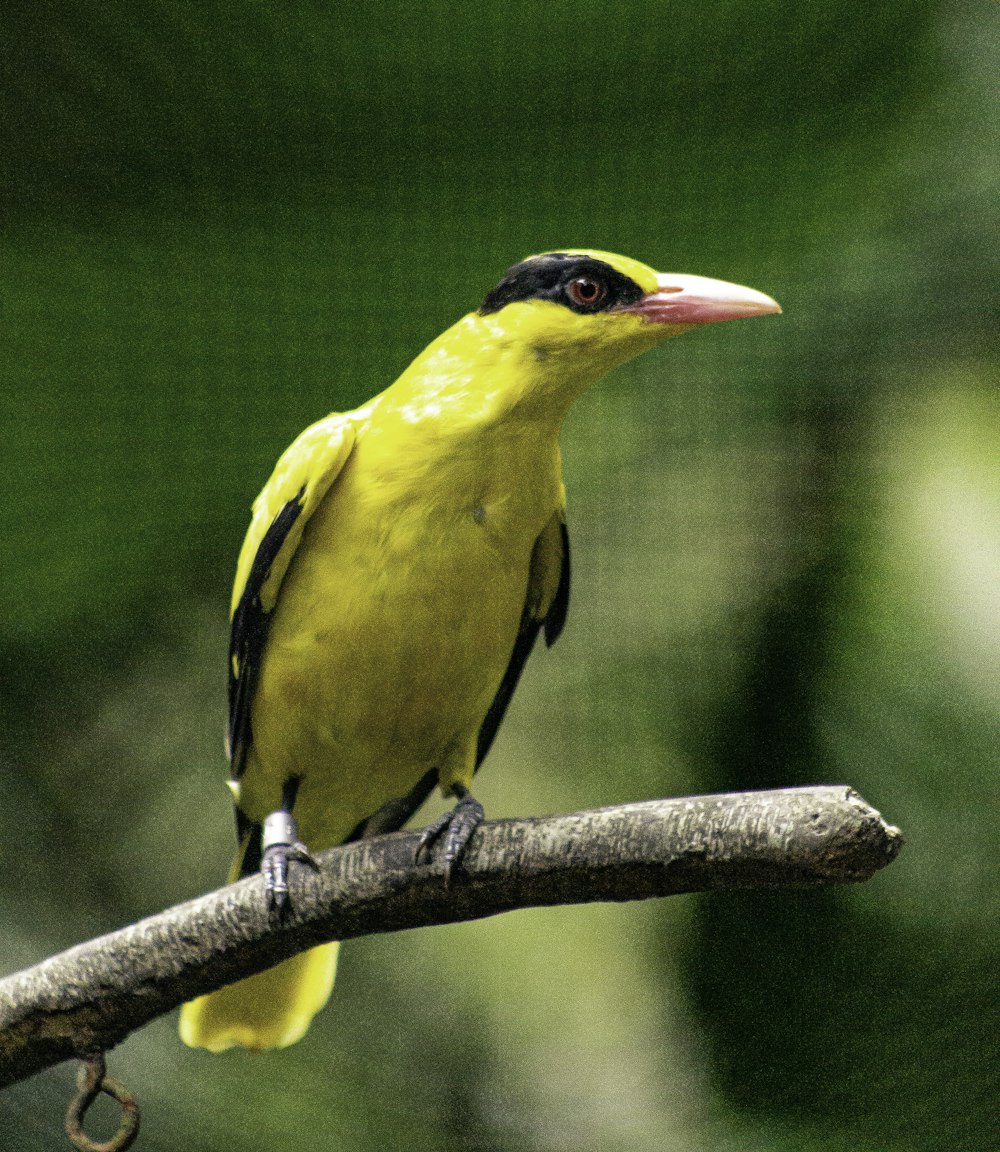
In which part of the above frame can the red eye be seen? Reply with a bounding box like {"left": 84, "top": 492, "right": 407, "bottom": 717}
{"left": 566, "top": 276, "right": 607, "bottom": 308}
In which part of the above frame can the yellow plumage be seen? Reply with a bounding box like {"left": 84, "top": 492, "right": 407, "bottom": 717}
{"left": 179, "top": 250, "right": 779, "bottom": 1051}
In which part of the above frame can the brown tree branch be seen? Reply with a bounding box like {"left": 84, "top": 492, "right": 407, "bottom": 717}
{"left": 0, "top": 786, "right": 901, "bottom": 1089}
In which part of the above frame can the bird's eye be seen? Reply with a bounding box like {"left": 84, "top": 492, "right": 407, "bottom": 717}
{"left": 566, "top": 276, "right": 607, "bottom": 308}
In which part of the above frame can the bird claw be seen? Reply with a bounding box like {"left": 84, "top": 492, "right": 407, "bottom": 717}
{"left": 415, "top": 791, "right": 485, "bottom": 883}
{"left": 261, "top": 811, "right": 318, "bottom": 912}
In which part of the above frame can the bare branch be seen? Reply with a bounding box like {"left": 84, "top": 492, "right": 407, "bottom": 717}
{"left": 0, "top": 786, "right": 901, "bottom": 1088}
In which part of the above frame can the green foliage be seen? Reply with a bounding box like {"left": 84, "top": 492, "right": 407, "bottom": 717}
{"left": 2, "top": 1, "right": 996, "bottom": 1149}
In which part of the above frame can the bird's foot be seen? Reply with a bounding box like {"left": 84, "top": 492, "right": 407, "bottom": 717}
{"left": 415, "top": 789, "right": 485, "bottom": 883}
{"left": 261, "top": 810, "right": 318, "bottom": 913}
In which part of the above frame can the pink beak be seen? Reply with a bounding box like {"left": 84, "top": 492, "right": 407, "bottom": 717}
{"left": 618, "top": 273, "right": 781, "bottom": 325}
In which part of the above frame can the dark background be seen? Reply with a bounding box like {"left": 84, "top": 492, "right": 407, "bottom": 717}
{"left": 2, "top": 3, "right": 997, "bottom": 1149}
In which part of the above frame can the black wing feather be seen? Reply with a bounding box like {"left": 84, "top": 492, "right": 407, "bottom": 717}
{"left": 543, "top": 519, "right": 571, "bottom": 648}
{"left": 228, "top": 491, "right": 304, "bottom": 779}
{"left": 478, "top": 518, "right": 571, "bottom": 764}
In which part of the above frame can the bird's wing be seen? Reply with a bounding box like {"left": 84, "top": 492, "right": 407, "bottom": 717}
{"left": 349, "top": 505, "right": 571, "bottom": 841}
{"left": 228, "top": 414, "right": 356, "bottom": 779}
{"left": 476, "top": 504, "right": 570, "bottom": 766}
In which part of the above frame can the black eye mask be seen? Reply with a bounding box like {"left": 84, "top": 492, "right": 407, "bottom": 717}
{"left": 479, "top": 253, "right": 645, "bottom": 316}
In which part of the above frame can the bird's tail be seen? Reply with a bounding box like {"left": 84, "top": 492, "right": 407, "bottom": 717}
{"left": 178, "top": 835, "right": 339, "bottom": 1052}
{"left": 178, "top": 942, "right": 339, "bottom": 1052}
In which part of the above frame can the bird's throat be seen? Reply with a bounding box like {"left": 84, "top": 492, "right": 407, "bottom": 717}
{"left": 376, "top": 311, "right": 632, "bottom": 440}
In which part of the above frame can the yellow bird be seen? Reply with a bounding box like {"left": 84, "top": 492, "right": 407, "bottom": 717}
{"left": 178, "top": 249, "right": 780, "bottom": 1052}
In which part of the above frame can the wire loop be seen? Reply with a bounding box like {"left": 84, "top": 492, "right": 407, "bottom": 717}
{"left": 64, "top": 1053, "right": 140, "bottom": 1152}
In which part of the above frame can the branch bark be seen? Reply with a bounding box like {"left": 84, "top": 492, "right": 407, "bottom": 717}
{"left": 0, "top": 785, "right": 901, "bottom": 1089}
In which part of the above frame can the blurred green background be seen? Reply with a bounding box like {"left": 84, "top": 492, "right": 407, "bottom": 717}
{"left": 2, "top": 2, "right": 997, "bottom": 1149}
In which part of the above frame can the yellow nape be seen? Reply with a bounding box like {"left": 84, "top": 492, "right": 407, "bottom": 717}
{"left": 178, "top": 942, "right": 339, "bottom": 1052}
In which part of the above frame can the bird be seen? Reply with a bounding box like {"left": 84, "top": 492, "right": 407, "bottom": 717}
{"left": 178, "top": 249, "right": 780, "bottom": 1052}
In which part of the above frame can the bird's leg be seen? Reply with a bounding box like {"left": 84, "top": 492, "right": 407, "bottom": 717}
{"left": 261, "top": 776, "right": 318, "bottom": 912}
{"left": 415, "top": 783, "right": 485, "bottom": 882}
{"left": 344, "top": 767, "right": 439, "bottom": 842}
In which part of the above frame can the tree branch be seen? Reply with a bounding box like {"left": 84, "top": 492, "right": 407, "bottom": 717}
{"left": 0, "top": 785, "right": 901, "bottom": 1088}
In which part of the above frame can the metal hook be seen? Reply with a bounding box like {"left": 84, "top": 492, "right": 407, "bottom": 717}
{"left": 65, "top": 1053, "right": 141, "bottom": 1152}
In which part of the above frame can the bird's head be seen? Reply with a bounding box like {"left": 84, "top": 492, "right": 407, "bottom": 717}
{"left": 476, "top": 249, "right": 780, "bottom": 391}
{"left": 383, "top": 250, "right": 780, "bottom": 430}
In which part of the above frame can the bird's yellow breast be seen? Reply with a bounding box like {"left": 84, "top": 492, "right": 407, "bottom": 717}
{"left": 241, "top": 396, "right": 563, "bottom": 849}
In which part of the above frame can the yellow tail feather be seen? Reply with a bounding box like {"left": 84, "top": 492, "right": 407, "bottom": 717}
{"left": 178, "top": 942, "right": 339, "bottom": 1052}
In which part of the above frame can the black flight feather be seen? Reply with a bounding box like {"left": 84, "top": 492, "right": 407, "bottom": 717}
{"left": 544, "top": 520, "right": 571, "bottom": 647}
{"left": 477, "top": 519, "right": 571, "bottom": 764}
{"left": 228, "top": 491, "right": 304, "bottom": 781}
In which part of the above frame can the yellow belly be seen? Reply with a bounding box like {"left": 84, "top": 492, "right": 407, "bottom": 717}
{"left": 240, "top": 428, "right": 561, "bottom": 850}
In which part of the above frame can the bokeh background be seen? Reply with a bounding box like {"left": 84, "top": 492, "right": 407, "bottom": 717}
{"left": 2, "top": 2, "right": 997, "bottom": 1149}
